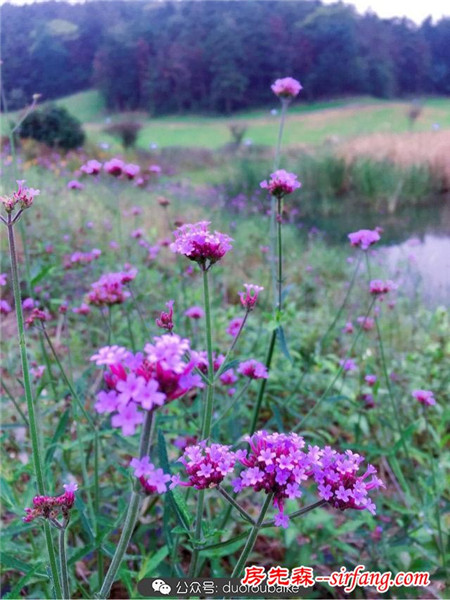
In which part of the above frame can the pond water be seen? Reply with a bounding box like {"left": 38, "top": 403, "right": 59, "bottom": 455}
{"left": 304, "top": 199, "right": 450, "bottom": 307}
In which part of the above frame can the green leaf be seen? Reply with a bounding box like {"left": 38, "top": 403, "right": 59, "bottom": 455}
{"left": 138, "top": 545, "right": 169, "bottom": 578}
{"left": 3, "top": 562, "right": 47, "bottom": 598}
{"left": 199, "top": 532, "right": 248, "bottom": 557}
{"left": 45, "top": 409, "right": 70, "bottom": 465}
{"left": 158, "top": 429, "right": 192, "bottom": 530}
{"left": 31, "top": 265, "right": 55, "bottom": 287}
{"left": 277, "top": 326, "right": 293, "bottom": 363}
{"left": 0, "top": 552, "right": 46, "bottom": 577}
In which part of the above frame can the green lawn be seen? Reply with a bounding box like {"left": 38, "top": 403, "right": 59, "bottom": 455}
{"left": 7, "top": 90, "right": 450, "bottom": 150}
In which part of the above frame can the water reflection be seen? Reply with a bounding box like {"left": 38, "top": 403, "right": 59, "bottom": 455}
{"left": 380, "top": 235, "right": 450, "bottom": 307}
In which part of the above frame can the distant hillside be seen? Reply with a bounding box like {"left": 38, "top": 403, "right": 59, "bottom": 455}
{"left": 2, "top": 1, "right": 450, "bottom": 115}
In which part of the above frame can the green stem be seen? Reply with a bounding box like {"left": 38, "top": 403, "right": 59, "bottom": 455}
{"left": 274, "top": 99, "right": 288, "bottom": 171}
{"left": 59, "top": 526, "right": 70, "bottom": 599}
{"left": 249, "top": 328, "right": 276, "bottom": 434}
{"left": 231, "top": 493, "right": 273, "bottom": 579}
{"left": 216, "top": 486, "right": 255, "bottom": 525}
{"left": 212, "top": 381, "right": 251, "bottom": 427}
{"left": 189, "top": 268, "right": 216, "bottom": 577}
{"left": 423, "top": 408, "right": 447, "bottom": 573}
{"left": 41, "top": 326, "right": 95, "bottom": 429}
{"left": 214, "top": 311, "right": 249, "bottom": 381}
{"left": 261, "top": 499, "right": 326, "bottom": 527}
{"left": 318, "top": 253, "right": 362, "bottom": 351}
{"left": 201, "top": 268, "right": 215, "bottom": 440}
{"left": 94, "top": 429, "right": 104, "bottom": 588}
{"left": 6, "top": 218, "right": 63, "bottom": 597}
{"left": 97, "top": 410, "right": 154, "bottom": 599}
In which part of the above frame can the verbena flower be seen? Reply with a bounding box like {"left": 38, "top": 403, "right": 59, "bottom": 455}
{"left": 0, "top": 300, "right": 12, "bottom": 315}
{"left": 271, "top": 77, "right": 302, "bottom": 99}
{"left": 86, "top": 268, "right": 136, "bottom": 306}
{"left": 130, "top": 457, "right": 171, "bottom": 493}
{"left": 123, "top": 163, "right": 140, "bottom": 179}
{"left": 232, "top": 431, "right": 308, "bottom": 527}
{"left": 237, "top": 360, "right": 268, "bottom": 380}
{"left": 63, "top": 249, "right": 101, "bottom": 269}
{"left": 170, "top": 221, "right": 233, "bottom": 270}
{"left": 80, "top": 159, "right": 102, "bottom": 175}
{"left": 185, "top": 306, "right": 204, "bottom": 319}
{"left": 260, "top": 170, "right": 301, "bottom": 198}
{"left": 156, "top": 300, "right": 174, "bottom": 333}
{"left": 357, "top": 316, "right": 375, "bottom": 331}
{"left": 23, "top": 483, "right": 78, "bottom": 525}
{"left": 340, "top": 358, "right": 357, "bottom": 372}
{"left": 92, "top": 334, "right": 201, "bottom": 435}
{"left": 348, "top": 229, "right": 381, "bottom": 250}
{"left": 343, "top": 321, "right": 354, "bottom": 334}
{"left": 174, "top": 442, "right": 237, "bottom": 489}
{"left": 1, "top": 180, "right": 39, "bottom": 214}
{"left": 67, "top": 180, "right": 84, "bottom": 190}
{"left": 104, "top": 158, "right": 125, "bottom": 177}
{"left": 365, "top": 374, "right": 377, "bottom": 386}
{"left": 239, "top": 284, "right": 264, "bottom": 311}
{"left": 227, "top": 317, "right": 244, "bottom": 338}
{"left": 412, "top": 389, "right": 436, "bottom": 406}
{"left": 369, "top": 279, "right": 395, "bottom": 295}
{"left": 310, "top": 447, "right": 384, "bottom": 516}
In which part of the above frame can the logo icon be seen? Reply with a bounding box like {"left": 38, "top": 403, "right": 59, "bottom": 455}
{"left": 152, "top": 579, "right": 172, "bottom": 595}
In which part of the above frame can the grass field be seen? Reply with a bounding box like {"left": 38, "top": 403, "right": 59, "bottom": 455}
{"left": 13, "top": 90, "right": 450, "bottom": 151}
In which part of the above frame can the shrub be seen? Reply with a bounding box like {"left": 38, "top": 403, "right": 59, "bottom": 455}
{"left": 18, "top": 105, "right": 85, "bottom": 150}
{"left": 104, "top": 121, "right": 142, "bottom": 149}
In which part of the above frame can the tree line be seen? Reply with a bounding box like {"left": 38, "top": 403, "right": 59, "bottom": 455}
{"left": 2, "top": 0, "right": 449, "bottom": 115}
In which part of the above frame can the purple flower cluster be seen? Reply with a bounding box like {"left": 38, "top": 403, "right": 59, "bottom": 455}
{"left": 271, "top": 77, "right": 302, "bottom": 99}
{"left": 170, "top": 221, "right": 233, "bottom": 269}
{"left": 23, "top": 483, "right": 78, "bottom": 524}
{"left": 130, "top": 457, "right": 171, "bottom": 493}
{"left": 260, "top": 170, "right": 301, "bottom": 199}
{"left": 239, "top": 284, "right": 264, "bottom": 311}
{"left": 232, "top": 432, "right": 308, "bottom": 527}
{"left": 174, "top": 442, "right": 237, "bottom": 489}
{"left": 173, "top": 432, "right": 383, "bottom": 529}
{"left": 63, "top": 248, "right": 101, "bottom": 269}
{"left": 237, "top": 360, "right": 268, "bottom": 380}
{"left": 311, "top": 447, "right": 384, "bottom": 516}
{"left": 1, "top": 180, "right": 40, "bottom": 214}
{"left": 91, "top": 335, "right": 201, "bottom": 435}
{"left": 412, "top": 389, "right": 436, "bottom": 406}
{"left": 86, "top": 268, "right": 137, "bottom": 306}
{"left": 156, "top": 299, "right": 174, "bottom": 332}
{"left": 369, "top": 279, "right": 395, "bottom": 295}
{"left": 348, "top": 229, "right": 381, "bottom": 250}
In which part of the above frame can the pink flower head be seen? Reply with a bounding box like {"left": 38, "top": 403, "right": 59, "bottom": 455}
{"left": 170, "top": 221, "right": 233, "bottom": 270}
{"left": 185, "top": 306, "right": 205, "bottom": 320}
{"left": 340, "top": 358, "right": 357, "bottom": 372}
{"left": 80, "top": 159, "right": 102, "bottom": 175}
{"left": 0, "top": 300, "right": 12, "bottom": 315}
{"left": 0, "top": 273, "right": 7, "bottom": 286}
{"left": 238, "top": 360, "right": 268, "bottom": 380}
{"left": 23, "top": 482, "right": 78, "bottom": 524}
{"left": 226, "top": 317, "right": 244, "bottom": 338}
{"left": 239, "top": 284, "right": 264, "bottom": 311}
{"left": 369, "top": 279, "right": 394, "bottom": 295}
{"left": 348, "top": 229, "right": 381, "bottom": 250}
{"left": 93, "top": 335, "right": 201, "bottom": 434}
{"left": 412, "top": 389, "right": 436, "bottom": 406}
{"left": 175, "top": 442, "right": 237, "bottom": 490}
{"left": 365, "top": 374, "right": 377, "bottom": 386}
{"left": 260, "top": 170, "right": 301, "bottom": 199}
{"left": 104, "top": 158, "right": 125, "bottom": 177}
{"left": 343, "top": 321, "right": 354, "bottom": 334}
{"left": 67, "top": 179, "right": 84, "bottom": 190}
{"left": 156, "top": 300, "right": 174, "bottom": 333}
{"left": 232, "top": 431, "right": 308, "bottom": 526}
{"left": 311, "top": 447, "right": 384, "bottom": 516}
{"left": 357, "top": 316, "right": 375, "bottom": 331}
{"left": 123, "top": 163, "right": 140, "bottom": 180}
{"left": 72, "top": 303, "right": 91, "bottom": 316}
{"left": 25, "top": 307, "right": 51, "bottom": 328}
{"left": 149, "top": 164, "right": 162, "bottom": 174}
{"left": 86, "top": 269, "right": 136, "bottom": 307}
{"left": 30, "top": 365, "right": 46, "bottom": 380}
{"left": 1, "top": 180, "right": 39, "bottom": 213}
{"left": 131, "top": 457, "right": 171, "bottom": 494}
{"left": 271, "top": 77, "right": 302, "bottom": 99}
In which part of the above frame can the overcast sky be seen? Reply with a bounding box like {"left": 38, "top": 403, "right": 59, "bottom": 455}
{"left": 1, "top": 0, "right": 449, "bottom": 25}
